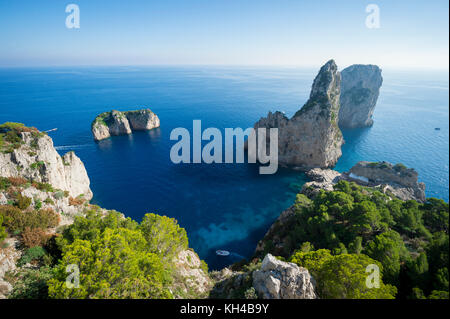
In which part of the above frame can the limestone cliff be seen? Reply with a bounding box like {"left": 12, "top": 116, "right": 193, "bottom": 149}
{"left": 300, "top": 161, "right": 426, "bottom": 202}
{"left": 339, "top": 64, "right": 383, "bottom": 128}
{"left": 252, "top": 254, "right": 316, "bottom": 299}
{"left": 349, "top": 161, "right": 426, "bottom": 202}
{"left": 92, "top": 108, "right": 160, "bottom": 141}
{"left": 249, "top": 60, "right": 343, "bottom": 169}
{"left": 0, "top": 131, "right": 92, "bottom": 200}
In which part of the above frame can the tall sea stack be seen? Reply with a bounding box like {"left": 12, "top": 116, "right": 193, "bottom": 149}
{"left": 249, "top": 60, "right": 343, "bottom": 169}
{"left": 338, "top": 64, "right": 383, "bottom": 128}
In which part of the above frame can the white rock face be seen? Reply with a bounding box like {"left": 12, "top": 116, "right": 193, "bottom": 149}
{"left": 0, "top": 132, "right": 92, "bottom": 200}
{"left": 299, "top": 161, "right": 426, "bottom": 202}
{"left": 91, "top": 109, "right": 160, "bottom": 141}
{"left": 126, "top": 109, "right": 160, "bottom": 130}
{"left": 349, "top": 161, "right": 426, "bottom": 202}
{"left": 0, "top": 238, "right": 20, "bottom": 299}
{"left": 339, "top": 64, "right": 383, "bottom": 128}
{"left": 173, "top": 249, "right": 212, "bottom": 298}
{"left": 108, "top": 110, "right": 132, "bottom": 136}
{"left": 249, "top": 60, "right": 343, "bottom": 169}
{"left": 252, "top": 254, "right": 317, "bottom": 299}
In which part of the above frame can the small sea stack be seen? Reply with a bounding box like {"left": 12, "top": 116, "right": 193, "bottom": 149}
{"left": 91, "top": 108, "right": 160, "bottom": 141}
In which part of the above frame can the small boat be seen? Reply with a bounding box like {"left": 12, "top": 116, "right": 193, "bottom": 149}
{"left": 216, "top": 250, "right": 230, "bottom": 256}
{"left": 45, "top": 128, "right": 58, "bottom": 133}
{"left": 435, "top": 127, "right": 441, "bottom": 131}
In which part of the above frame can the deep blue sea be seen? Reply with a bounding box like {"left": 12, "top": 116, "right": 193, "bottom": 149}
{"left": 0, "top": 66, "right": 448, "bottom": 269}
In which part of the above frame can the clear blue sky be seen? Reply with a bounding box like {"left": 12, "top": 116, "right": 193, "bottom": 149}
{"left": 0, "top": 0, "right": 448, "bottom": 69}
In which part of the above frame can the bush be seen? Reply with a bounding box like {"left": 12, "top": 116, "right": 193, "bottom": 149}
{"left": 34, "top": 199, "right": 42, "bottom": 210}
{"left": 0, "top": 205, "right": 59, "bottom": 233}
{"left": 33, "top": 182, "right": 54, "bottom": 193}
{"left": 290, "top": 250, "right": 397, "bottom": 299}
{"left": 7, "top": 267, "right": 53, "bottom": 299}
{"left": 18, "top": 246, "right": 47, "bottom": 266}
{"left": 44, "top": 197, "right": 55, "bottom": 205}
{"left": 30, "top": 161, "right": 45, "bottom": 170}
{"left": 244, "top": 287, "right": 258, "bottom": 299}
{"left": 8, "top": 177, "right": 28, "bottom": 187}
{"left": 0, "top": 177, "right": 12, "bottom": 190}
{"left": 48, "top": 210, "right": 200, "bottom": 299}
{"left": 68, "top": 196, "right": 84, "bottom": 206}
{"left": 21, "top": 227, "right": 51, "bottom": 248}
{"left": 15, "top": 194, "right": 32, "bottom": 210}
{"left": 140, "top": 213, "right": 189, "bottom": 259}
{"left": 0, "top": 214, "right": 7, "bottom": 242}
{"left": 53, "top": 191, "right": 64, "bottom": 200}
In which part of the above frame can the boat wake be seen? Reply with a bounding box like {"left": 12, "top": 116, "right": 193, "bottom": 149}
{"left": 55, "top": 144, "right": 91, "bottom": 151}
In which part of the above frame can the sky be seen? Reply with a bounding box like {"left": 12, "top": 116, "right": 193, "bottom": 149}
{"left": 0, "top": 0, "right": 448, "bottom": 69}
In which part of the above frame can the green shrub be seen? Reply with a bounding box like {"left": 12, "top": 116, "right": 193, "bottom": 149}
{"left": 44, "top": 197, "right": 55, "bottom": 205}
{"left": 0, "top": 205, "right": 59, "bottom": 233}
{"left": 244, "top": 287, "right": 258, "bottom": 299}
{"left": 15, "top": 194, "right": 32, "bottom": 210}
{"left": 18, "top": 246, "right": 47, "bottom": 266}
{"left": 48, "top": 210, "right": 201, "bottom": 299}
{"left": 0, "top": 215, "right": 7, "bottom": 242}
{"left": 30, "top": 161, "right": 45, "bottom": 170}
{"left": 7, "top": 267, "right": 53, "bottom": 299}
{"left": 0, "top": 177, "right": 12, "bottom": 190}
{"left": 290, "top": 250, "right": 397, "bottom": 298}
{"left": 53, "top": 191, "right": 64, "bottom": 200}
{"left": 34, "top": 199, "right": 42, "bottom": 210}
{"left": 33, "top": 182, "right": 54, "bottom": 193}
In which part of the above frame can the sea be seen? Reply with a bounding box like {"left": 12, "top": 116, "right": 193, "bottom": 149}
{"left": 0, "top": 66, "right": 448, "bottom": 269}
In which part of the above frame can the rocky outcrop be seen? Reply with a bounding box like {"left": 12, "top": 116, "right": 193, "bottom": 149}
{"left": 252, "top": 254, "right": 316, "bottom": 299}
{"left": 249, "top": 60, "right": 343, "bottom": 169}
{"left": 298, "top": 161, "right": 426, "bottom": 202}
{"left": 172, "top": 249, "right": 212, "bottom": 298}
{"left": 301, "top": 168, "right": 343, "bottom": 198}
{"left": 349, "top": 161, "right": 426, "bottom": 202}
{"left": 339, "top": 64, "right": 383, "bottom": 128}
{"left": 0, "top": 132, "right": 92, "bottom": 200}
{"left": 91, "top": 109, "right": 160, "bottom": 141}
{"left": 0, "top": 238, "right": 19, "bottom": 299}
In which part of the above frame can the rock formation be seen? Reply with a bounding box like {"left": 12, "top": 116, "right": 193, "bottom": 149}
{"left": 348, "top": 161, "right": 426, "bottom": 202}
{"left": 299, "top": 161, "right": 426, "bottom": 202}
{"left": 338, "top": 64, "right": 383, "bottom": 128}
{"left": 0, "top": 131, "right": 92, "bottom": 200}
{"left": 249, "top": 60, "right": 343, "bottom": 169}
{"left": 1, "top": 123, "right": 210, "bottom": 299}
{"left": 172, "top": 249, "right": 213, "bottom": 298}
{"left": 91, "top": 108, "right": 160, "bottom": 141}
{"left": 252, "top": 254, "right": 316, "bottom": 299}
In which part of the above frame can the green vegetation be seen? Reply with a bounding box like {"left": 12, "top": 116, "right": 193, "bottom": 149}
{"left": 0, "top": 205, "right": 59, "bottom": 233}
{"left": 18, "top": 246, "right": 47, "bottom": 266}
{"left": 290, "top": 249, "right": 397, "bottom": 298}
{"left": 257, "top": 180, "right": 449, "bottom": 299}
{"left": 30, "top": 161, "right": 45, "bottom": 170}
{"left": 7, "top": 267, "right": 53, "bottom": 299}
{"left": 92, "top": 112, "right": 110, "bottom": 128}
{"left": 47, "top": 209, "right": 190, "bottom": 299}
{"left": 0, "top": 214, "right": 7, "bottom": 242}
{"left": 0, "top": 122, "right": 45, "bottom": 154}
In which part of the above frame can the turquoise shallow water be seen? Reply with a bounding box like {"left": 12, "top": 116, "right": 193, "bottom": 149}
{"left": 0, "top": 66, "right": 448, "bottom": 269}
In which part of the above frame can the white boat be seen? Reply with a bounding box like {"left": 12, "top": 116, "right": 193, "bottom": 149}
{"left": 216, "top": 250, "right": 230, "bottom": 256}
